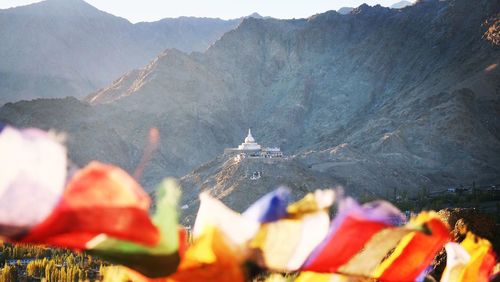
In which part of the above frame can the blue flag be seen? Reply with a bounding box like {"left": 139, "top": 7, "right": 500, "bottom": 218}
{"left": 243, "top": 186, "right": 290, "bottom": 223}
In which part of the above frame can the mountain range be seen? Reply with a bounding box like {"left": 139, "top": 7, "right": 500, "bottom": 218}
{"left": 0, "top": 0, "right": 240, "bottom": 105}
{"left": 0, "top": 0, "right": 499, "bottom": 211}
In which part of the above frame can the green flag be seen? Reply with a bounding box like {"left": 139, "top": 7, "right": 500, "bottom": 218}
{"left": 87, "top": 178, "right": 182, "bottom": 278}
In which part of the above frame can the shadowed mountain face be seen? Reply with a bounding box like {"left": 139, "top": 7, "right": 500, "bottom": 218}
{"left": 1, "top": 0, "right": 499, "bottom": 204}
{"left": 0, "top": 0, "right": 240, "bottom": 105}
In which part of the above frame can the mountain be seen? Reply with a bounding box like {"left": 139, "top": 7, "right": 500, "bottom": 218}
{"left": 1, "top": 0, "right": 499, "bottom": 203}
{"left": 0, "top": 0, "right": 240, "bottom": 105}
{"left": 391, "top": 1, "right": 413, "bottom": 9}
{"left": 247, "top": 13, "right": 264, "bottom": 19}
{"left": 337, "top": 7, "right": 354, "bottom": 15}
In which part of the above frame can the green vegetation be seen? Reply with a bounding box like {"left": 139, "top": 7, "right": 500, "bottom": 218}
{"left": 358, "top": 187, "right": 500, "bottom": 223}
{"left": 0, "top": 243, "right": 105, "bottom": 282}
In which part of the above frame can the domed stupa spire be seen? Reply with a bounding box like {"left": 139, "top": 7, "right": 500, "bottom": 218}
{"left": 236, "top": 128, "right": 261, "bottom": 151}
{"left": 245, "top": 128, "right": 255, "bottom": 143}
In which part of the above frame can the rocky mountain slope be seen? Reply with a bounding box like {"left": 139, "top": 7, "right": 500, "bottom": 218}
{"left": 1, "top": 0, "right": 499, "bottom": 207}
{"left": 178, "top": 154, "right": 338, "bottom": 223}
{"left": 0, "top": 0, "right": 240, "bottom": 104}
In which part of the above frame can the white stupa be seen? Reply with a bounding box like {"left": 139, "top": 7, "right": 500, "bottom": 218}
{"left": 237, "top": 129, "right": 261, "bottom": 151}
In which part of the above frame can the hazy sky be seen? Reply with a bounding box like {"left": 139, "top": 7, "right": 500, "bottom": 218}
{"left": 0, "top": 0, "right": 409, "bottom": 22}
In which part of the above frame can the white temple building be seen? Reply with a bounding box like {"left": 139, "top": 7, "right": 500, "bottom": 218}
{"left": 224, "top": 129, "right": 283, "bottom": 158}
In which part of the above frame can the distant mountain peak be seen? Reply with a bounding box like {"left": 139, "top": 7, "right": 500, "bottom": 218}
{"left": 44, "top": 0, "right": 88, "bottom": 4}
{"left": 391, "top": 1, "right": 414, "bottom": 9}
{"left": 352, "top": 3, "right": 391, "bottom": 15}
{"left": 337, "top": 7, "right": 354, "bottom": 15}
{"left": 247, "top": 12, "right": 263, "bottom": 19}
{"left": 33, "top": 0, "right": 94, "bottom": 9}
{"left": 352, "top": 3, "right": 373, "bottom": 14}
{"left": 7, "top": 0, "right": 104, "bottom": 17}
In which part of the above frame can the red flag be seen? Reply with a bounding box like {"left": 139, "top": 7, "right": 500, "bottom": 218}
{"left": 377, "top": 217, "right": 449, "bottom": 281}
{"left": 302, "top": 198, "right": 404, "bottom": 272}
{"left": 20, "top": 162, "right": 159, "bottom": 249}
{"left": 302, "top": 216, "right": 389, "bottom": 272}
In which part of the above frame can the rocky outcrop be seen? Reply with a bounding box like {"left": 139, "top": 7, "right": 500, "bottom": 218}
{"left": 430, "top": 208, "right": 498, "bottom": 280}
{"left": 484, "top": 14, "right": 500, "bottom": 46}
{"left": 437, "top": 208, "right": 496, "bottom": 242}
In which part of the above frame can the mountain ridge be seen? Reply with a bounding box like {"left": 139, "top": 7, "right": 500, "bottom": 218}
{"left": 1, "top": 0, "right": 499, "bottom": 202}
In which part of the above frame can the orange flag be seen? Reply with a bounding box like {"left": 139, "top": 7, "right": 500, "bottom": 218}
{"left": 441, "top": 232, "right": 497, "bottom": 282}
{"left": 167, "top": 226, "right": 245, "bottom": 282}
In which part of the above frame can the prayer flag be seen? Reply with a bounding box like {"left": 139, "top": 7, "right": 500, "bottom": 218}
{"left": 243, "top": 186, "right": 290, "bottom": 223}
{"left": 20, "top": 162, "right": 159, "bottom": 249}
{"left": 0, "top": 126, "right": 66, "bottom": 238}
{"left": 87, "top": 179, "right": 183, "bottom": 278}
{"left": 167, "top": 226, "right": 245, "bottom": 282}
{"left": 441, "top": 232, "right": 496, "bottom": 282}
{"left": 193, "top": 192, "right": 259, "bottom": 245}
{"left": 302, "top": 198, "right": 405, "bottom": 272}
{"left": 250, "top": 211, "right": 330, "bottom": 271}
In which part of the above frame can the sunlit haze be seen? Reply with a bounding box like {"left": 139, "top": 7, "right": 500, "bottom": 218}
{"left": 0, "top": 0, "right": 413, "bottom": 22}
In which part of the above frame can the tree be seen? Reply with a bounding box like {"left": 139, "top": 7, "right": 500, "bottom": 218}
{"left": 1, "top": 264, "right": 17, "bottom": 282}
{"left": 78, "top": 268, "right": 86, "bottom": 281}
{"left": 66, "top": 254, "right": 75, "bottom": 266}
{"left": 60, "top": 267, "right": 67, "bottom": 282}
{"left": 73, "top": 267, "right": 80, "bottom": 282}
{"left": 45, "top": 260, "right": 57, "bottom": 282}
